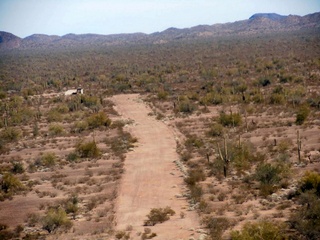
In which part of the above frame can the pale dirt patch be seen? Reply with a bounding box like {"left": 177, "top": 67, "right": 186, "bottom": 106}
{"left": 111, "top": 94, "right": 201, "bottom": 240}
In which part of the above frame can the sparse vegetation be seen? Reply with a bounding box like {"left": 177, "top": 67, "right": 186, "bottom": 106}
{"left": 144, "top": 207, "right": 175, "bottom": 226}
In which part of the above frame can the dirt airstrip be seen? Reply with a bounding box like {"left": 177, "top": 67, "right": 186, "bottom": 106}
{"left": 112, "top": 94, "right": 201, "bottom": 240}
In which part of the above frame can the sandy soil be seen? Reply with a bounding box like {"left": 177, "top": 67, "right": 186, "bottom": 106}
{"left": 111, "top": 94, "right": 201, "bottom": 240}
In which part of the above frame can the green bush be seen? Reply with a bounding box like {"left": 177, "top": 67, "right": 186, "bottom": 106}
{"left": 86, "top": 112, "right": 111, "bottom": 129}
{"left": 75, "top": 140, "right": 100, "bottom": 158}
{"left": 71, "top": 121, "right": 88, "bottom": 133}
{"left": 219, "top": 111, "right": 242, "bottom": 127}
{"left": 0, "top": 127, "right": 21, "bottom": 142}
{"left": 296, "top": 105, "right": 310, "bottom": 125}
{"left": 269, "top": 93, "right": 285, "bottom": 105}
{"left": 48, "top": 124, "right": 64, "bottom": 136}
{"left": 0, "top": 173, "right": 25, "bottom": 194}
{"left": 299, "top": 171, "right": 320, "bottom": 196}
{"left": 207, "top": 123, "right": 224, "bottom": 137}
{"left": 177, "top": 100, "right": 196, "bottom": 113}
{"left": 255, "top": 163, "right": 281, "bottom": 185}
{"left": 42, "top": 207, "right": 72, "bottom": 233}
{"left": 231, "top": 220, "right": 287, "bottom": 240}
{"left": 144, "top": 207, "right": 175, "bottom": 226}
{"left": 290, "top": 192, "right": 320, "bottom": 240}
{"left": 47, "top": 109, "right": 63, "bottom": 122}
{"left": 37, "top": 152, "right": 57, "bottom": 168}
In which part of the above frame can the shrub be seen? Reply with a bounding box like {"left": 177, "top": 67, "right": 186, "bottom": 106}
{"left": 177, "top": 100, "right": 196, "bottom": 113}
{"left": 270, "top": 93, "right": 285, "bottom": 105}
{"left": 71, "top": 121, "right": 88, "bottom": 133}
{"left": 0, "top": 127, "right": 21, "bottom": 142}
{"left": 144, "top": 207, "right": 175, "bottom": 226}
{"left": 204, "top": 217, "right": 230, "bottom": 240}
{"left": 47, "top": 109, "right": 63, "bottom": 122}
{"left": 11, "top": 161, "right": 24, "bottom": 174}
{"left": 290, "top": 192, "right": 320, "bottom": 240}
{"left": 296, "top": 105, "right": 310, "bottom": 125}
{"left": 0, "top": 173, "right": 25, "bottom": 194}
{"left": 185, "top": 168, "right": 206, "bottom": 186}
{"left": 76, "top": 140, "right": 100, "bottom": 158}
{"left": 299, "top": 171, "right": 320, "bottom": 197}
{"left": 37, "top": 152, "right": 57, "bottom": 168}
{"left": 42, "top": 207, "right": 72, "bottom": 233}
{"left": 219, "top": 111, "right": 242, "bottom": 127}
{"left": 231, "top": 220, "right": 287, "bottom": 240}
{"left": 255, "top": 163, "right": 284, "bottom": 197}
{"left": 207, "top": 123, "right": 224, "bottom": 137}
{"left": 86, "top": 112, "right": 111, "bottom": 129}
{"left": 48, "top": 124, "right": 64, "bottom": 136}
{"left": 255, "top": 163, "right": 281, "bottom": 185}
{"left": 157, "top": 90, "right": 168, "bottom": 100}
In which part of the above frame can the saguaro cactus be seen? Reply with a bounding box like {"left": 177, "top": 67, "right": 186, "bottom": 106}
{"left": 217, "top": 136, "right": 230, "bottom": 178}
{"left": 297, "top": 130, "right": 302, "bottom": 163}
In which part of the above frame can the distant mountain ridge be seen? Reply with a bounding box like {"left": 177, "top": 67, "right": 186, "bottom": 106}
{"left": 1, "top": 12, "right": 319, "bottom": 50}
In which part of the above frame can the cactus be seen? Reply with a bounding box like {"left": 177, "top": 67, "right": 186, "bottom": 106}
{"left": 217, "top": 136, "right": 230, "bottom": 178}
{"left": 297, "top": 130, "right": 302, "bottom": 163}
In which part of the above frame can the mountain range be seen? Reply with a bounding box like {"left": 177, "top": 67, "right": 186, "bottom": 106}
{"left": 1, "top": 12, "right": 319, "bottom": 50}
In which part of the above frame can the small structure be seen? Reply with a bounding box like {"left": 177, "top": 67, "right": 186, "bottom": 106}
{"left": 64, "top": 87, "right": 84, "bottom": 96}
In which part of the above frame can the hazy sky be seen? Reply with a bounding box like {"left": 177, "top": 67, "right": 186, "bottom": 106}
{"left": 0, "top": 0, "right": 319, "bottom": 38}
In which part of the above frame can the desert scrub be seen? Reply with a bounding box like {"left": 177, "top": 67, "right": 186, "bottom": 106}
{"left": 48, "top": 123, "right": 64, "bottom": 136}
{"left": 299, "top": 171, "right": 320, "bottom": 196}
{"left": 35, "top": 152, "right": 57, "bottom": 168}
{"left": 106, "top": 130, "right": 137, "bottom": 157}
{"left": 290, "top": 192, "right": 320, "bottom": 240}
{"left": 203, "top": 217, "right": 230, "bottom": 240}
{"left": 295, "top": 105, "right": 310, "bottom": 125}
{"left": 231, "top": 220, "right": 287, "bottom": 240}
{"left": 86, "top": 111, "right": 111, "bottom": 129}
{"left": 71, "top": 120, "right": 88, "bottom": 133}
{"left": 144, "top": 207, "right": 175, "bottom": 226}
{"left": 0, "top": 173, "right": 26, "bottom": 200}
{"left": 0, "top": 127, "right": 21, "bottom": 142}
{"left": 42, "top": 207, "right": 72, "bottom": 233}
{"left": 75, "top": 140, "right": 101, "bottom": 158}
{"left": 207, "top": 123, "right": 224, "bottom": 137}
{"left": 219, "top": 111, "right": 242, "bottom": 127}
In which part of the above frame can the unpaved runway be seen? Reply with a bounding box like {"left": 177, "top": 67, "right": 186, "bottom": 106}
{"left": 112, "top": 94, "right": 200, "bottom": 240}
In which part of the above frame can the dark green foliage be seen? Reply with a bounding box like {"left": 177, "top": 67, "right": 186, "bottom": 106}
{"left": 259, "top": 78, "right": 271, "bottom": 87}
{"left": 86, "top": 111, "right": 111, "bottom": 129}
{"left": 11, "top": 161, "right": 24, "bottom": 174}
{"left": 255, "top": 163, "right": 282, "bottom": 185}
{"left": 299, "top": 171, "right": 320, "bottom": 197}
{"left": 75, "top": 140, "right": 100, "bottom": 158}
{"left": 296, "top": 105, "right": 310, "bottom": 125}
{"left": 219, "top": 111, "right": 242, "bottom": 127}
{"left": 290, "top": 192, "right": 320, "bottom": 240}
{"left": 42, "top": 207, "right": 72, "bottom": 233}
{"left": 231, "top": 220, "right": 287, "bottom": 240}
{"left": 144, "top": 207, "right": 175, "bottom": 226}
{"left": 0, "top": 173, "right": 25, "bottom": 199}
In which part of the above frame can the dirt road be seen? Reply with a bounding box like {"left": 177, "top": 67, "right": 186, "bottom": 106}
{"left": 111, "top": 94, "right": 201, "bottom": 240}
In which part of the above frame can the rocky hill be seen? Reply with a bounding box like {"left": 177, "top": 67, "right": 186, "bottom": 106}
{"left": 1, "top": 12, "right": 319, "bottom": 50}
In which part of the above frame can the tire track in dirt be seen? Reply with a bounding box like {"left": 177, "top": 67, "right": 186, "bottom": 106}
{"left": 111, "top": 94, "right": 201, "bottom": 240}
